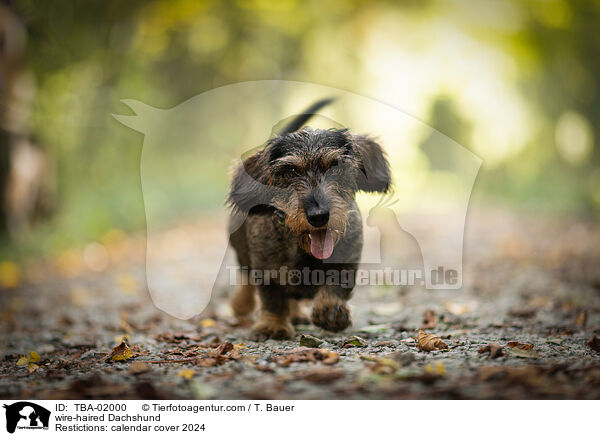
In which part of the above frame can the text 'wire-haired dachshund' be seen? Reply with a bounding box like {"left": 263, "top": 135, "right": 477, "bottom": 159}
{"left": 228, "top": 98, "right": 391, "bottom": 340}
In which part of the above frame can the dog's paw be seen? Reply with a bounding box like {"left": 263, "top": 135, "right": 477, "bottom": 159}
{"left": 252, "top": 315, "right": 295, "bottom": 340}
{"left": 311, "top": 302, "right": 351, "bottom": 332}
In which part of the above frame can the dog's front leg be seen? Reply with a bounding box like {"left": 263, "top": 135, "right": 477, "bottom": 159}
{"left": 311, "top": 286, "right": 352, "bottom": 332}
{"left": 252, "top": 285, "right": 295, "bottom": 340}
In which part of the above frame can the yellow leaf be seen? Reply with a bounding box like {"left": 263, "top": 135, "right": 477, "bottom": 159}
{"left": 109, "top": 341, "right": 134, "bottom": 361}
{"left": 29, "top": 351, "right": 40, "bottom": 363}
{"left": 27, "top": 363, "right": 40, "bottom": 373}
{"left": 16, "top": 351, "right": 41, "bottom": 367}
{"left": 177, "top": 369, "right": 195, "bottom": 379}
{"left": 0, "top": 261, "right": 21, "bottom": 288}
{"left": 200, "top": 318, "right": 216, "bottom": 328}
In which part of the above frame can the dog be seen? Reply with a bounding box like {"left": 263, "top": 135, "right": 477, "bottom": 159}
{"left": 227, "top": 98, "right": 391, "bottom": 339}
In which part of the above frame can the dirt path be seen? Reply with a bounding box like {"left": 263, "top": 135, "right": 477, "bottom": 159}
{"left": 1, "top": 210, "right": 599, "bottom": 399}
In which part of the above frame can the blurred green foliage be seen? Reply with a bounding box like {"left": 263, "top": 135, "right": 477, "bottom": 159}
{"left": 2, "top": 0, "right": 599, "bottom": 260}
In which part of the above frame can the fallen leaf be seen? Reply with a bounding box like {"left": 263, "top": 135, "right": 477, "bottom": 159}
{"left": 212, "top": 342, "right": 233, "bottom": 355}
{"left": 299, "top": 334, "right": 323, "bottom": 348}
{"left": 275, "top": 348, "right": 338, "bottom": 367}
{"left": 421, "top": 310, "right": 438, "bottom": 329}
{"left": 478, "top": 343, "right": 504, "bottom": 359}
{"left": 508, "top": 348, "right": 540, "bottom": 359}
{"left": 417, "top": 330, "right": 448, "bottom": 351}
{"left": 177, "top": 369, "right": 195, "bottom": 379}
{"left": 341, "top": 335, "right": 367, "bottom": 348}
{"left": 575, "top": 310, "right": 587, "bottom": 327}
{"left": 107, "top": 340, "right": 134, "bottom": 361}
{"left": 507, "top": 341, "right": 534, "bottom": 350}
{"left": 155, "top": 332, "right": 192, "bottom": 343}
{"left": 546, "top": 338, "right": 563, "bottom": 345}
{"left": 16, "top": 351, "right": 41, "bottom": 374}
{"left": 587, "top": 336, "right": 600, "bottom": 352}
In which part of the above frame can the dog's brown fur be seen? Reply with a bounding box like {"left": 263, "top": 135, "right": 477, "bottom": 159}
{"left": 228, "top": 100, "right": 391, "bottom": 339}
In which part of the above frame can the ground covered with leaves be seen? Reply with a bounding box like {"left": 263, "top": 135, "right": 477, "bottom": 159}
{"left": 1, "top": 210, "right": 599, "bottom": 399}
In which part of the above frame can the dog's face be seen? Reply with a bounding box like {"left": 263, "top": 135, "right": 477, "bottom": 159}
{"left": 229, "top": 127, "right": 391, "bottom": 259}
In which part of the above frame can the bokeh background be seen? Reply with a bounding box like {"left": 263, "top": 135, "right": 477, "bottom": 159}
{"left": 1, "top": 0, "right": 599, "bottom": 275}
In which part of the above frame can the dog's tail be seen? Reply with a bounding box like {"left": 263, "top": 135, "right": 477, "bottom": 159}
{"left": 279, "top": 97, "right": 335, "bottom": 135}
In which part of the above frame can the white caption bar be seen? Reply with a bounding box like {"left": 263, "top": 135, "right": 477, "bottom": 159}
{"left": 0, "top": 400, "right": 595, "bottom": 436}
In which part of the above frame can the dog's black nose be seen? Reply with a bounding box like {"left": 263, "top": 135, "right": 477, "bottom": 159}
{"left": 306, "top": 207, "right": 330, "bottom": 227}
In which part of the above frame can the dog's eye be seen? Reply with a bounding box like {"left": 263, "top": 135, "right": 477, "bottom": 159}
{"left": 330, "top": 160, "right": 339, "bottom": 168}
{"left": 277, "top": 165, "right": 299, "bottom": 177}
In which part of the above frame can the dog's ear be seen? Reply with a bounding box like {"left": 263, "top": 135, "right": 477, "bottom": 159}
{"left": 353, "top": 135, "right": 391, "bottom": 193}
{"left": 228, "top": 153, "right": 273, "bottom": 213}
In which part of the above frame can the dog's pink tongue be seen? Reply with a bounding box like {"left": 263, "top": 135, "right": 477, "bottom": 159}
{"left": 310, "top": 229, "right": 334, "bottom": 259}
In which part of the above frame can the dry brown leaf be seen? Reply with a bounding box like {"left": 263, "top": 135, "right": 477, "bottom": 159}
{"left": 421, "top": 310, "right": 438, "bottom": 329}
{"left": 155, "top": 332, "right": 196, "bottom": 343}
{"left": 576, "top": 310, "right": 588, "bottom": 327}
{"left": 507, "top": 341, "right": 534, "bottom": 350}
{"left": 107, "top": 340, "right": 134, "bottom": 361}
{"left": 478, "top": 343, "right": 504, "bottom": 359}
{"left": 212, "top": 342, "right": 233, "bottom": 356}
{"left": 275, "top": 348, "right": 338, "bottom": 367}
{"left": 416, "top": 330, "right": 448, "bottom": 351}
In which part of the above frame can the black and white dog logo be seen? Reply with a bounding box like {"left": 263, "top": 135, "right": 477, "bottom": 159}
{"left": 3, "top": 402, "right": 50, "bottom": 433}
